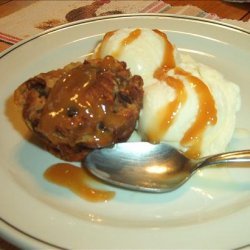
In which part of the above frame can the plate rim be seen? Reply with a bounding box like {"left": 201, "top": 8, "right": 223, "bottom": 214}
{"left": 0, "top": 13, "right": 249, "bottom": 59}
{"left": 0, "top": 218, "right": 63, "bottom": 249}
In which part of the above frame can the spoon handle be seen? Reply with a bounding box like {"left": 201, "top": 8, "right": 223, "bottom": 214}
{"left": 197, "top": 150, "right": 250, "bottom": 168}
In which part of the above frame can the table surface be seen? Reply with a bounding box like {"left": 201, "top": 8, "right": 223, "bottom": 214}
{"left": 0, "top": 0, "right": 249, "bottom": 249}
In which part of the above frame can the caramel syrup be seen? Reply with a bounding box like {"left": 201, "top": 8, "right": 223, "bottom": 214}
{"left": 95, "top": 30, "right": 116, "bottom": 58}
{"left": 44, "top": 163, "right": 115, "bottom": 202}
{"left": 147, "top": 71, "right": 187, "bottom": 142}
{"left": 37, "top": 61, "right": 117, "bottom": 147}
{"left": 153, "top": 29, "right": 176, "bottom": 69}
{"left": 151, "top": 30, "right": 217, "bottom": 159}
{"left": 175, "top": 67, "right": 217, "bottom": 158}
{"left": 147, "top": 30, "right": 187, "bottom": 143}
{"left": 111, "top": 29, "right": 141, "bottom": 58}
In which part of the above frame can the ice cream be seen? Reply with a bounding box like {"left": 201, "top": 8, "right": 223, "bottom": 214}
{"left": 92, "top": 28, "right": 241, "bottom": 159}
{"left": 139, "top": 54, "right": 240, "bottom": 158}
{"left": 92, "top": 28, "right": 177, "bottom": 87}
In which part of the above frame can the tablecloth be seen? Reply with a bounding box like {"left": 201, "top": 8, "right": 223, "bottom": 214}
{"left": 0, "top": 0, "right": 249, "bottom": 48}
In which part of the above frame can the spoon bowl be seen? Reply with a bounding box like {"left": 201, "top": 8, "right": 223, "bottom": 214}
{"left": 84, "top": 142, "right": 250, "bottom": 193}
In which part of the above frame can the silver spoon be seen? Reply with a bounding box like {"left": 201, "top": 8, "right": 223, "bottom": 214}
{"left": 84, "top": 142, "right": 250, "bottom": 193}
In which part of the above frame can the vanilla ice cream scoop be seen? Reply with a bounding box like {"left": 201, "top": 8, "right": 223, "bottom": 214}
{"left": 139, "top": 54, "right": 240, "bottom": 158}
{"left": 92, "top": 28, "right": 177, "bottom": 87}
{"left": 92, "top": 28, "right": 241, "bottom": 159}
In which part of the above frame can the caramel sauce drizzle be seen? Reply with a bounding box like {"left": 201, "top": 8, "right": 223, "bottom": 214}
{"left": 147, "top": 72, "right": 187, "bottom": 142}
{"left": 147, "top": 30, "right": 187, "bottom": 143}
{"left": 175, "top": 67, "right": 217, "bottom": 158}
{"left": 44, "top": 163, "right": 115, "bottom": 202}
{"left": 150, "top": 30, "right": 217, "bottom": 159}
{"left": 111, "top": 29, "right": 141, "bottom": 58}
{"left": 153, "top": 29, "right": 176, "bottom": 70}
{"left": 95, "top": 30, "right": 116, "bottom": 58}
{"left": 37, "top": 62, "right": 116, "bottom": 147}
{"left": 38, "top": 66, "right": 91, "bottom": 145}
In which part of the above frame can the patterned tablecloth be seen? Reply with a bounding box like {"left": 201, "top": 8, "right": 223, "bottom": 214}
{"left": 0, "top": 0, "right": 249, "bottom": 48}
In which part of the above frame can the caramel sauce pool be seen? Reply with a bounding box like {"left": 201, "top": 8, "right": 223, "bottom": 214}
{"left": 44, "top": 163, "right": 115, "bottom": 202}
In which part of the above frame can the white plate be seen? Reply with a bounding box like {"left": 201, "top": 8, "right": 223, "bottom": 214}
{"left": 0, "top": 14, "right": 250, "bottom": 249}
